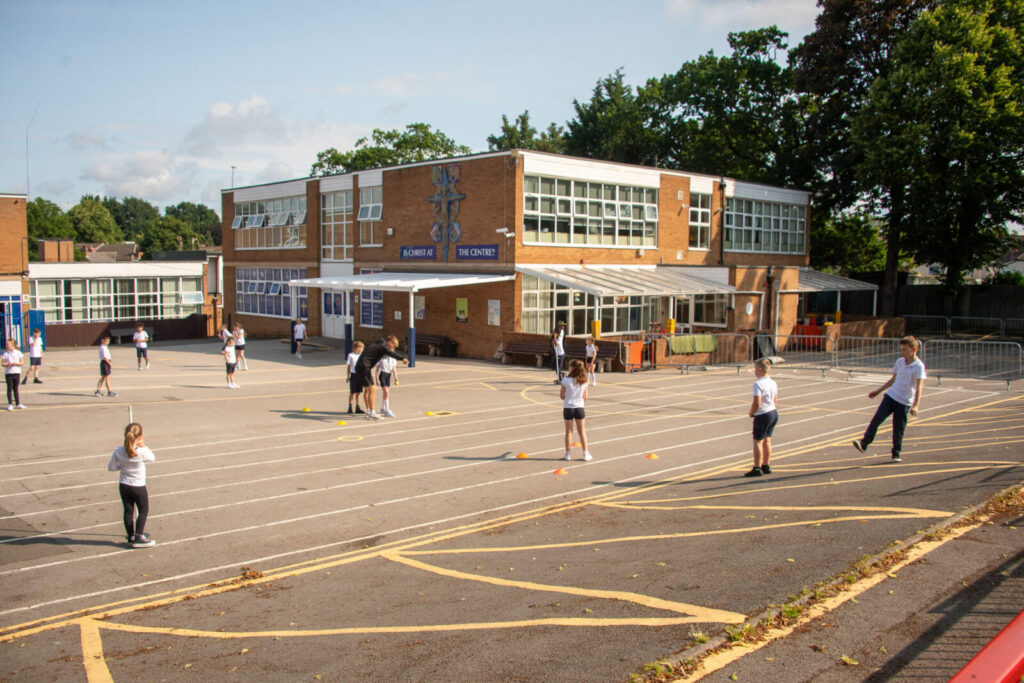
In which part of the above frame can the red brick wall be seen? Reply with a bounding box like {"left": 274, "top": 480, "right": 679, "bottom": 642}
{"left": 0, "top": 196, "right": 28, "bottom": 276}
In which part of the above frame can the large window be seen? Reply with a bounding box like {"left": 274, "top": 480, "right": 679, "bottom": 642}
{"left": 359, "top": 268, "right": 383, "bottom": 328}
{"left": 358, "top": 186, "right": 383, "bottom": 247}
{"left": 522, "top": 175, "right": 658, "bottom": 248}
{"left": 31, "top": 276, "right": 203, "bottom": 323}
{"left": 321, "top": 191, "right": 353, "bottom": 260}
{"left": 688, "top": 193, "right": 711, "bottom": 250}
{"left": 235, "top": 268, "right": 308, "bottom": 319}
{"left": 724, "top": 198, "right": 806, "bottom": 254}
{"left": 676, "top": 293, "right": 728, "bottom": 328}
{"left": 520, "top": 274, "right": 657, "bottom": 336}
{"left": 233, "top": 196, "right": 307, "bottom": 250}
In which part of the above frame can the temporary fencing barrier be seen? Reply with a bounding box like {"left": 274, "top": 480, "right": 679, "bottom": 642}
{"left": 921, "top": 339, "right": 1024, "bottom": 383}
{"left": 903, "top": 315, "right": 1024, "bottom": 339}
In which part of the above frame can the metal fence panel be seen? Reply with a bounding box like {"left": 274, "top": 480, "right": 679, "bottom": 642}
{"left": 834, "top": 337, "right": 906, "bottom": 374}
{"left": 903, "top": 315, "right": 950, "bottom": 337}
{"left": 633, "top": 333, "right": 752, "bottom": 372}
{"left": 949, "top": 316, "right": 1004, "bottom": 337}
{"left": 755, "top": 334, "right": 834, "bottom": 371}
{"left": 920, "top": 339, "right": 1023, "bottom": 381}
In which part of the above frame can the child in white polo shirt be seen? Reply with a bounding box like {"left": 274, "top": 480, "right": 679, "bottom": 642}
{"left": 853, "top": 336, "right": 926, "bottom": 463}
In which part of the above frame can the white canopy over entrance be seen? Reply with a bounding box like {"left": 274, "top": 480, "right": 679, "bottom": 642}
{"left": 289, "top": 271, "right": 514, "bottom": 366}
{"left": 515, "top": 264, "right": 734, "bottom": 297}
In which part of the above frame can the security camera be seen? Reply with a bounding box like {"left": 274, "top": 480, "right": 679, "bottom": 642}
{"left": 495, "top": 227, "right": 508, "bottom": 234}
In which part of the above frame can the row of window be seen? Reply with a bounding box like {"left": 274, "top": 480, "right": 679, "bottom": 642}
{"left": 233, "top": 197, "right": 309, "bottom": 250}
{"left": 31, "top": 277, "right": 204, "bottom": 323}
{"left": 235, "top": 268, "right": 309, "bottom": 320}
{"left": 523, "top": 175, "right": 659, "bottom": 247}
{"left": 519, "top": 274, "right": 727, "bottom": 336}
{"left": 724, "top": 198, "right": 807, "bottom": 254}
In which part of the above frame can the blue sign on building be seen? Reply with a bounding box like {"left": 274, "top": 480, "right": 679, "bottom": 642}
{"left": 400, "top": 245, "right": 437, "bottom": 260}
{"left": 455, "top": 244, "right": 499, "bottom": 261}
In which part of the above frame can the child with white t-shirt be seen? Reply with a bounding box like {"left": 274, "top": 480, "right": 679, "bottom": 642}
{"left": 376, "top": 353, "right": 398, "bottom": 417}
{"left": 745, "top": 358, "right": 779, "bottom": 477}
{"left": 293, "top": 318, "right": 306, "bottom": 359}
{"left": 347, "top": 341, "right": 365, "bottom": 414}
{"left": 133, "top": 323, "right": 150, "bottom": 370}
{"left": 222, "top": 337, "right": 240, "bottom": 389}
{"left": 107, "top": 422, "right": 156, "bottom": 548}
{"left": 22, "top": 328, "right": 43, "bottom": 385}
{"left": 560, "top": 359, "right": 592, "bottom": 461}
{"left": 2, "top": 338, "right": 25, "bottom": 410}
{"left": 853, "top": 336, "right": 926, "bottom": 463}
{"left": 584, "top": 335, "right": 598, "bottom": 386}
{"left": 95, "top": 336, "right": 116, "bottom": 397}
{"left": 232, "top": 323, "right": 248, "bottom": 370}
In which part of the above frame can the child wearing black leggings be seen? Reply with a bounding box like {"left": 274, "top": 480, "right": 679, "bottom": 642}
{"left": 106, "top": 422, "right": 157, "bottom": 548}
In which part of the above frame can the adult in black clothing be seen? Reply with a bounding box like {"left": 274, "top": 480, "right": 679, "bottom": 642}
{"left": 355, "top": 335, "right": 408, "bottom": 419}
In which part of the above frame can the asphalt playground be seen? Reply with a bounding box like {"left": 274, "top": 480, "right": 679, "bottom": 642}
{"left": 1, "top": 337, "right": 1022, "bottom": 682}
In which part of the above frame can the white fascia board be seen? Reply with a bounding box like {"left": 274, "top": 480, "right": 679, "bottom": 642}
{"left": 520, "top": 152, "right": 662, "bottom": 187}
{"left": 30, "top": 262, "right": 204, "bottom": 279}
{"left": 725, "top": 180, "right": 809, "bottom": 205}
{"left": 355, "top": 169, "right": 383, "bottom": 187}
{"left": 319, "top": 175, "right": 354, "bottom": 193}
{"left": 232, "top": 179, "right": 309, "bottom": 203}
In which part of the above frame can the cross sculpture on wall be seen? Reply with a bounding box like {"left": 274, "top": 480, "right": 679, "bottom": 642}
{"left": 427, "top": 163, "right": 466, "bottom": 262}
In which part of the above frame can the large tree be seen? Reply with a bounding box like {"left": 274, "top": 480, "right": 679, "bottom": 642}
{"left": 68, "top": 196, "right": 122, "bottom": 244}
{"left": 809, "top": 213, "right": 890, "bottom": 274}
{"left": 310, "top": 123, "right": 472, "bottom": 176}
{"left": 102, "top": 196, "right": 159, "bottom": 243}
{"left": 563, "top": 69, "right": 663, "bottom": 166}
{"left": 25, "top": 197, "right": 75, "bottom": 259}
{"left": 487, "top": 111, "right": 566, "bottom": 153}
{"left": 854, "top": 0, "right": 1024, "bottom": 297}
{"left": 654, "top": 27, "right": 805, "bottom": 185}
{"left": 165, "top": 201, "right": 221, "bottom": 245}
{"left": 139, "top": 216, "right": 201, "bottom": 255}
{"left": 791, "top": 0, "right": 935, "bottom": 314}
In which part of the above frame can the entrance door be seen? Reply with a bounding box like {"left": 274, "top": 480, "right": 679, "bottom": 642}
{"left": 322, "top": 291, "right": 350, "bottom": 339}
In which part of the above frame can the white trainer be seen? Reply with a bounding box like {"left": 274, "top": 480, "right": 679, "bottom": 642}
{"left": 581, "top": 451, "right": 593, "bottom": 461}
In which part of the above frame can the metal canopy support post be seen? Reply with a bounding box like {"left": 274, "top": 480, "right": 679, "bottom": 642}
{"left": 343, "top": 289, "right": 353, "bottom": 357}
{"left": 408, "top": 290, "right": 416, "bottom": 368}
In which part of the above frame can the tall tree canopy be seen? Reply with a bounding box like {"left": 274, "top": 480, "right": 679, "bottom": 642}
{"left": 102, "top": 196, "right": 159, "bottom": 244}
{"left": 310, "top": 123, "right": 472, "bottom": 176}
{"left": 563, "top": 69, "right": 662, "bottom": 166}
{"left": 854, "top": 0, "right": 1024, "bottom": 293}
{"left": 26, "top": 198, "right": 75, "bottom": 259}
{"left": 68, "top": 196, "right": 122, "bottom": 244}
{"left": 165, "top": 201, "right": 221, "bottom": 245}
{"left": 139, "top": 216, "right": 201, "bottom": 255}
{"left": 487, "top": 111, "right": 566, "bottom": 153}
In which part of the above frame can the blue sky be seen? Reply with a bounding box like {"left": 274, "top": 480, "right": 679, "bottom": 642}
{"left": 0, "top": 0, "right": 820, "bottom": 214}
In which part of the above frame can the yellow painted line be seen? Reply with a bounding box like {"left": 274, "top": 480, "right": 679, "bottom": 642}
{"left": 78, "top": 618, "right": 113, "bottom": 683}
{"left": 383, "top": 551, "right": 746, "bottom": 624}
{"left": 691, "top": 515, "right": 987, "bottom": 678}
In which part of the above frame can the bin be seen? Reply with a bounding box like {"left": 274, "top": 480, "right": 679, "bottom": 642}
{"left": 591, "top": 319, "right": 601, "bottom": 339}
{"left": 666, "top": 318, "right": 676, "bottom": 334}
{"left": 625, "top": 341, "right": 643, "bottom": 370}
{"left": 441, "top": 339, "right": 458, "bottom": 357}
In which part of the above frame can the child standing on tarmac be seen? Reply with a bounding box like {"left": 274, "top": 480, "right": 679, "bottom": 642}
{"left": 3, "top": 338, "right": 25, "bottom": 410}
{"left": 347, "top": 341, "right": 365, "bottom": 414}
{"left": 133, "top": 323, "right": 150, "bottom": 370}
{"left": 745, "top": 358, "right": 779, "bottom": 477}
{"left": 23, "top": 328, "right": 43, "bottom": 384}
{"left": 560, "top": 359, "right": 592, "bottom": 461}
{"left": 585, "top": 335, "right": 598, "bottom": 386}
{"left": 232, "top": 322, "right": 248, "bottom": 370}
{"left": 376, "top": 353, "right": 398, "bottom": 417}
{"left": 218, "top": 323, "right": 233, "bottom": 349}
{"left": 222, "top": 336, "right": 240, "bottom": 389}
{"left": 293, "top": 318, "right": 306, "bottom": 359}
{"left": 107, "top": 422, "right": 156, "bottom": 548}
{"left": 853, "top": 336, "right": 926, "bottom": 463}
{"left": 95, "top": 336, "right": 116, "bottom": 397}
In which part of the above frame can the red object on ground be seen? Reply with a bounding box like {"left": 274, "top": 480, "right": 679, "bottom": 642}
{"left": 948, "top": 608, "right": 1024, "bottom": 683}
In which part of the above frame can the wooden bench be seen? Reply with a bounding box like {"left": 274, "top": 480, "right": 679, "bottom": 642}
{"left": 564, "top": 339, "right": 617, "bottom": 372}
{"left": 501, "top": 340, "right": 553, "bottom": 367}
{"left": 408, "top": 332, "right": 453, "bottom": 357}
{"left": 110, "top": 327, "right": 152, "bottom": 344}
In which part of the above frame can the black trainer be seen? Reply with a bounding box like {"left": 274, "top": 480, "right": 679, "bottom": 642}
{"left": 744, "top": 467, "right": 763, "bottom": 477}
{"left": 761, "top": 464, "right": 772, "bottom": 474}
{"left": 852, "top": 440, "right": 866, "bottom": 453}
{"left": 355, "top": 407, "right": 365, "bottom": 414}
{"left": 131, "top": 534, "right": 155, "bottom": 548}
{"left": 347, "top": 407, "right": 354, "bottom": 414}
{"left": 891, "top": 454, "right": 902, "bottom": 463}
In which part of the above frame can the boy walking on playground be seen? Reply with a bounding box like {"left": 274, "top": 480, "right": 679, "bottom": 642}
{"left": 23, "top": 328, "right": 44, "bottom": 384}
{"left": 853, "top": 336, "right": 926, "bottom": 463}
{"left": 133, "top": 323, "right": 150, "bottom": 370}
{"left": 347, "top": 340, "right": 365, "bottom": 414}
{"left": 95, "top": 335, "right": 116, "bottom": 397}
{"left": 745, "top": 358, "right": 778, "bottom": 477}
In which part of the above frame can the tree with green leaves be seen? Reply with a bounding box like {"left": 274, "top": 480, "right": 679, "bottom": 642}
{"left": 563, "top": 69, "right": 663, "bottom": 166}
{"left": 165, "top": 201, "right": 221, "bottom": 245}
{"left": 853, "top": 0, "right": 1024, "bottom": 297}
{"left": 487, "top": 111, "right": 566, "bottom": 153}
{"left": 310, "top": 123, "right": 472, "bottom": 176}
{"left": 139, "top": 216, "right": 201, "bottom": 255}
{"left": 26, "top": 197, "right": 75, "bottom": 259}
{"left": 654, "top": 27, "right": 805, "bottom": 185}
{"left": 68, "top": 196, "right": 122, "bottom": 244}
{"left": 102, "top": 196, "right": 159, "bottom": 243}
{"left": 792, "top": 1, "right": 935, "bottom": 314}
{"left": 809, "top": 213, "right": 891, "bottom": 274}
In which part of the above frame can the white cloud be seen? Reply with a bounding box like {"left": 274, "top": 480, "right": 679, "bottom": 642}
{"left": 67, "top": 129, "right": 112, "bottom": 151}
{"left": 81, "top": 149, "right": 194, "bottom": 202}
{"left": 665, "top": 0, "right": 819, "bottom": 37}
{"left": 181, "top": 96, "right": 287, "bottom": 157}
